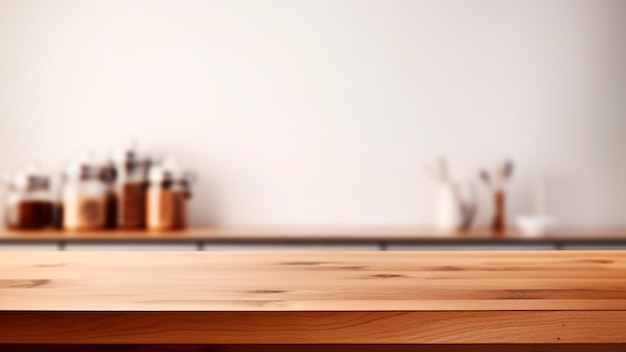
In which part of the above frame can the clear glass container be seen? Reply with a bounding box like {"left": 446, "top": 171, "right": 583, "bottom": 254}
{"left": 61, "top": 156, "right": 109, "bottom": 230}
{"left": 3, "top": 167, "right": 54, "bottom": 230}
{"left": 146, "top": 160, "right": 194, "bottom": 230}
{"left": 100, "top": 160, "right": 117, "bottom": 229}
{"left": 113, "top": 141, "right": 151, "bottom": 229}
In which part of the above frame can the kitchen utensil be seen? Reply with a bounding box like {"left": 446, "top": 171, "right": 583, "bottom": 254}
{"left": 478, "top": 159, "right": 514, "bottom": 235}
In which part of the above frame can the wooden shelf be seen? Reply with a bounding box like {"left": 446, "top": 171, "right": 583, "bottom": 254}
{"left": 0, "top": 227, "right": 625, "bottom": 243}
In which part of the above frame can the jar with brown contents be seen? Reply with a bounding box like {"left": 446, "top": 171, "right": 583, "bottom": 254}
{"left": 61, "top": 155, "right": 109, "bottom": 231}
{"left": 146, "top": 160, "right": 195, "bottom": 230}
{"left": 99, "top": 161, "right": 117, "bottom": 229}
{"left": 112, "top": 141, "right": 151, "bottom": 229}
{"left": 3, "top": 167, "right": 55, "bottom": 230}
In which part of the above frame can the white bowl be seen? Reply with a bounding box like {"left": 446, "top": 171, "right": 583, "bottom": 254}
{"left": 516, "top": 216, "right": 556, "bottom": 237}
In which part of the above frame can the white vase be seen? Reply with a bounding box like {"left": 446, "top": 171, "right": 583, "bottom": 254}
{"left": 433, "top": 182, "right": 463, "bottom": 233}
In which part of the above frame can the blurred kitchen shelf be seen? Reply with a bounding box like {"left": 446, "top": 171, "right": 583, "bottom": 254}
{"left": 1, "top": 227, "right": 626, "bottom": 251}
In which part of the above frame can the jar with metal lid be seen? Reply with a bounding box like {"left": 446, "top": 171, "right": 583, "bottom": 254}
{"left": 100, "top": 160, "right": 117, "bottom": 229}
{"left": 3, "top": 166, "right": 55, "bottom": 230}
{"left": 112, "top": 141, "right": 151, "bottom": 229}
{"left": 146, "top": 160, "right": 195, "bottom": 230}
{"left": 62, "top": 155, "right": 109, "bottom": 230}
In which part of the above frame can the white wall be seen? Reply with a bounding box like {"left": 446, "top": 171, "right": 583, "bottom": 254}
{"left": 0, "top": 0, "right": 625, "bottom": 227}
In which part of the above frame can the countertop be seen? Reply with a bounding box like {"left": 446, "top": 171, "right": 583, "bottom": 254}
{"left": 1, "top": 250, "right": 625, "bottom": 345}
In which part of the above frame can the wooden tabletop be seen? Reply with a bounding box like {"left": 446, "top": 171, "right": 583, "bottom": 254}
{"left": 1, "top": 250, "right": 625, "bottom": 345}
{"left": 1, "top": 227, "right": 626, "bottom": 242}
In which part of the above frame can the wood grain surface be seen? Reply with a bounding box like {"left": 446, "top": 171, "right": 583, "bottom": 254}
{"left": 0, "top": 251, "right": 625, "bottom": 344}
{"left": 1, "top": 227, "right": 625, "bottom": 242}
{"left": 4, "top": 345, "right": 626, "bottom": 352}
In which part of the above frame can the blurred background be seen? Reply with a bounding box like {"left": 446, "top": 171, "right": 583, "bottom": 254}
{"left": 0, "top": 0, "right": 625, "bottom": 228}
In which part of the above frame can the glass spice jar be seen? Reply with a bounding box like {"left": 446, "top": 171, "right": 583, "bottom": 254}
{"left": 112, "top": 141, "right": 151, "bottom": 229}
{"left": 3, "top": 167, "right": 55, "bottom": 230}
{"left": 145, "top": 160, "right": 195, "bottom": 230}
{"left": 100, "top": 160, "right": 117, "bottom": 229}
{"left": 61, "top": 155, "right": 109, "bottom": 230}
